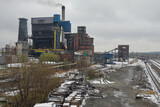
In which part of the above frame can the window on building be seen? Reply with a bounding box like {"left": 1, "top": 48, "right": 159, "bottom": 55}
{"left": 38, "top": 20, "right": 45, "bottom": 24}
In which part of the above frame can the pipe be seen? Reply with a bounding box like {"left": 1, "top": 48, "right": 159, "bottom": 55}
{"left": 62, "top": 6, "right": 65, "bottom": 21}
{"left": 54, "top": 29, "right": 57, "bottom": 49}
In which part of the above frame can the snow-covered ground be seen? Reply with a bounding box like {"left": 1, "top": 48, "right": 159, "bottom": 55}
{"left": 129, "top": 59, "right": 144, "bottom": 67}
{"left": 90, "top": 64, "right": 103, "bottom": 69}
{"left": 7, "top": 59, "right": 63, "bottom": 68}
{"left": 90, "top": 78, "right": 114, "bottom": 84}
{"left": 91, "top": 58, "right": 135, "bottom": 70}
{"left": 91, "top": 60, "right": 132, "bottom": 71}
{"left": 54, "top": 69, "right": 78, "bottom": 78}
{"left": 54, "top": 71, "right": 67, "bottom": 78}
{"left": 114, "top": 61, "right": 129, "bottom": 68}
{"left": 43, "top": 61, "right": 62, "bottom": 65}
{"left": 106, "top": 58, "right": 135, "bottom": 69}
{"left": 30, "top": 58, "right": 62, "bottom": 65}
{"left": 89, "top": 59, "right": 137, "bottom": 85}
{"left": 105, "top": 59, "right": 160, "bottom": 105}
{"left": 133, "top": 60, "right": 160, "bottom": 105}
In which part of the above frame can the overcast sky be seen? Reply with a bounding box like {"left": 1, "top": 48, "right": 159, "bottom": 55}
{"left": 0, "top": 0, "right": 160, "bottom": 52}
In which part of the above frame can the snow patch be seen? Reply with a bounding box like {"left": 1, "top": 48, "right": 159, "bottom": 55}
{"left": 91, "top": 78, "right": 114, "bottom": 84}
{"left": 54, "top": 72, "right": 67, "bottom": 77}
{"left": 54, "top": 69, "right": 78, "bottom": 78}
{"left": 90, "top": 64, "right": 103, "bottom": 69}
{"left": 129, "top": 59, "right": 144, "bottom": 66}
{"left": 5, "top": 90, "right": 19, "bottom": 96}
{"left": 114, "top": 91, "right": 127, "bottom": 98}
{"left": 7, "top": 63, "right": 23, "bottom": 67}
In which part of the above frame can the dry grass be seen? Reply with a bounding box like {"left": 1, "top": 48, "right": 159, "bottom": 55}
{"left": 141, "top": 90, "right": 155, "bottom": 95}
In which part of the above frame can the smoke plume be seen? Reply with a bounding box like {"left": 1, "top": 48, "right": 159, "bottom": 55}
{"left": 38, "top": 0, "right": 63, "bottom": 7}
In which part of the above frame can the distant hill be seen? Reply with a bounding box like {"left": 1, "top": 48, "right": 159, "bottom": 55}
{"left": 148, "top": 51, "right": 160, "bottom": 55}
{"left": 130, "top": 51, "right": 160, "bottom": 55}
{"left": 130, "top": 51, "right": 160, "bottom": 59}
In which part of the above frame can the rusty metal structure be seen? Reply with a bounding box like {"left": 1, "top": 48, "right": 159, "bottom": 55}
{"left": 65, "top": 26, "right": 94, "bottom": 55}
{"left": 118, "top": 45, "right": 129, "bottom": 61}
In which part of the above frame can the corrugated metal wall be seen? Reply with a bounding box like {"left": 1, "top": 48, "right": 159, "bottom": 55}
{"left": 31, "top": 17, "right": 53, "bottom": 24}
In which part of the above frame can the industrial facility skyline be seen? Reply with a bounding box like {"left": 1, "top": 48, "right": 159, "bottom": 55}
{"left": 0, "top": 0, "right": 160, "bottom": 52}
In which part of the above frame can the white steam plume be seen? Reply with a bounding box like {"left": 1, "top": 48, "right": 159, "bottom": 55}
{"left": 38, "top": 0, "right": 63, "bottom": 7}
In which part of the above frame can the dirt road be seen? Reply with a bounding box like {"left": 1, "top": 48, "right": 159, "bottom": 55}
{"left": 84, "top": 66, "right": 158, "bottom": 107}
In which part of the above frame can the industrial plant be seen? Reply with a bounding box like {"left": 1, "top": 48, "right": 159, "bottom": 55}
{"left": 0, "top": 5, "right": 131, "bottom": 65}
{"left": 0, "top": 6, "right": 96, "bottom": 64}
{"left": 3, "top": 5, "right": 153, "bottom": 107}
{"left": 1, "top": 1, "right": 160, "bottom": 107}
{"left": 25, "top": 6, "right": 94, "bottom": 60}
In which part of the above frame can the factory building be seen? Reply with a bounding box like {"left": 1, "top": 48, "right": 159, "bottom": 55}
{"left": 29, "top": 6, "right": 71, "bottom": 57}
{"left": 65, "top": 26, "right": 94, "bottom": 55}
{"left": 31, "top": 16, "right": 60, "bottom": 49}
{"left": 118, "top": 45, "right": 129, "bottom": 61}
{"left": 31, "top": 15, "right": 71, "bottom": 50}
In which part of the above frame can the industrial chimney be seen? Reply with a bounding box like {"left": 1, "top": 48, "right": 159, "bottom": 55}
{"left": 62, "top": 6, "right": 65, "bottom": 21}
{"left": 17, "top": 18, "right": 29, "bottom": 56}
{"left": 18, "top": 18, "right": 28, "bottom": 42}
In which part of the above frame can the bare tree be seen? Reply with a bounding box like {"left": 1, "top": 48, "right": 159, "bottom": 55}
{"left": 77, "top": 56, "right": 90, "bottom": 82}
{"left": 3, "top": 55, "right": 61, "bottom": 107}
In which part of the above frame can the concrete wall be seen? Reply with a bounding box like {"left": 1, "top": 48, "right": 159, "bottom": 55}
{"left": 16, "top": 42, "right": 29, "bottom": 56}
{"left": 0, "top": 56, "right": 6, "bottom": 65}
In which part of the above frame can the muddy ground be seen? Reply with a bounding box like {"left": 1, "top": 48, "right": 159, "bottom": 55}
{"left": 84, "top": 66, "right": 158, "bottom": 107}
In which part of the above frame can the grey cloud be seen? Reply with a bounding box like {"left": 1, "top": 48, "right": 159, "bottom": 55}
{"left": 0, "top": 0, "right": 160, "bottom": 52}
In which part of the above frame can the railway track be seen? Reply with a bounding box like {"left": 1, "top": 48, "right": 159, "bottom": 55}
{"left": 155, "top": 60, "right": 160, "bottom": 64}
{"left": 145, "top": 63, "right": 160, "bottom": 92}
{"left": 151, "top": 60, "right": 160, "bottom": 70}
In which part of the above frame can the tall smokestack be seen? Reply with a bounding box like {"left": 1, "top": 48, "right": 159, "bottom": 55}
{"left": 18, "top": 18, "right": 28, "bottom": 42}
{"left": 62, "top": 6, "right": 65, "bottom": 21}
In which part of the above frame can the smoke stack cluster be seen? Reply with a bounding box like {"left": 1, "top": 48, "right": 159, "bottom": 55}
{"left": 62, "top": 6, "right": 65, "bottom": 21}
{"left": 18, "top": 18, "right": 28, "bottom": 42}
